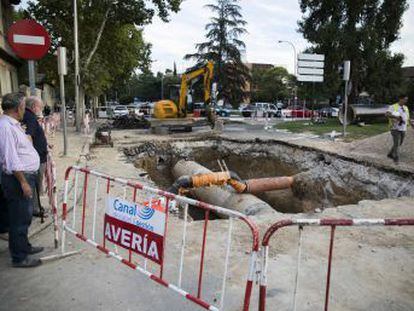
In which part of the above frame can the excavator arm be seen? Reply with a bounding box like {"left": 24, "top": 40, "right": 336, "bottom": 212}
{"left": 178, "top": 61, "right": 214, "bottom": 117}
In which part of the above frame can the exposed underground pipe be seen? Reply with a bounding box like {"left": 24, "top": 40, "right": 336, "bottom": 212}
{"left": 168, "top": 169, "right": 294, "bottom": 195}
{"left": 172, "top": 160, "right": 277, "bottom": 216}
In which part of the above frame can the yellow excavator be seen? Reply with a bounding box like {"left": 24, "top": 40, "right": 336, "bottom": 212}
{"left": 152, "top": 61, "right": 214, "bottom": 132}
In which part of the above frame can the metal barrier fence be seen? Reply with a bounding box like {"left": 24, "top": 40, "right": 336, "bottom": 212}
{"left": 258, "top": 218, "right": 414, "bottom": 311}
{"left": 60, "top": 166, "right": 260, "bottom": 311}
{"left": 45, "top": 151, "right": 59, "bottom": 248}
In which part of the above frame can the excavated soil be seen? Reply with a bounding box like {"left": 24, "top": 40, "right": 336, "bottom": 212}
{"left": 123, "top": 139, "right": 414, "bottom": 214}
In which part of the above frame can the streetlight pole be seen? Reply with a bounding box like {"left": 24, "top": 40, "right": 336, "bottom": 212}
{"left": 74, "top": 0, "right": 81, "bottom": 132}
{"left": 277, "top": 40, "right": 298, "bottom": 106}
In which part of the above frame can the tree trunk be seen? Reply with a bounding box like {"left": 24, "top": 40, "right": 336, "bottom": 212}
{"left": 79, "top": 86, "right": 85, "bottom": 122}
{"left": 84, "top": 7, "right": 110, "bottom": 72}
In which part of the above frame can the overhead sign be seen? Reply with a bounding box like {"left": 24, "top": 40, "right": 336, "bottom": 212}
{"left": 297, "top": 53, "right": 325, "bottom": 83}
{"left": 297, "top": 61, "right": 325, "bottom": 69}
{"left": 298, "top": 67, "right": 324, "bottom": 75}
{"left": 104, "top": 196, "right": 166, "bottom": 264}
{"left": 7, "top": 19, "right": 51, "bottom": 60}
{"left": 298, "top": 53, "right": 325, "bottom": 61}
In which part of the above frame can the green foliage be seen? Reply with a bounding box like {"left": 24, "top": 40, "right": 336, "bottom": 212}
{"left": 116, "top": 70, "right": 181, "bottom": 103}
{"left": 251, "top": 66, "right": 294, "bottom": 102}
{"left": 26, "top": 0, "right": 181, "bottom": 97}
{"left": 298, "top": 0, "right": 408, "bottom": 104}
{"left": 185, "top": 0, "right": 250, "bottom": 106}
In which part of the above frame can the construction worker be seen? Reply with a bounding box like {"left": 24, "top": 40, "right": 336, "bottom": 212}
{"left": 386, "top": 94, "right": 410, "bottom": 163}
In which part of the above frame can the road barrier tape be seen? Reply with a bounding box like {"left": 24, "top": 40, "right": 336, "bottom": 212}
{"left": 258, "top": 218, "right": 414, "bottom": 311}
{"left": 58, "top": 166, "right": 259, "bottom": 311}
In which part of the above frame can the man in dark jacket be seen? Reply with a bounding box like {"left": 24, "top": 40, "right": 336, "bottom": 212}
{"left": 22, "top": 96, "right": 48, "bottom": 217}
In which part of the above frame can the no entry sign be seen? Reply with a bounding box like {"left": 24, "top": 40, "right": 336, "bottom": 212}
{"left": 7, "top": 19, "right": 51, "bottom": 60}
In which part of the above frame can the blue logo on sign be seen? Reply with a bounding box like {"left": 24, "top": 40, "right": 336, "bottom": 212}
{"left": 137, "top": 205, "right": 155, "bottom": 220}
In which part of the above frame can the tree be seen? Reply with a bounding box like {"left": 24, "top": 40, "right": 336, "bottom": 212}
{"left": 27, "top": 0, "right": 181, "bottom": 118}
{"left": 298, "top": 0, "right": 409, "bottom": 104}
{"left": 115, "top": 68, "right": 181, "bottom": 103}
{"left": 251, "top": 66, "right": 294, "bottom": 102}
{"left": 185, "top": 0, "right": 250, "bottom": 107}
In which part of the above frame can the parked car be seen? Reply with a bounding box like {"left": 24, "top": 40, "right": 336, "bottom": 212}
{"left": 241, "top": 103, "right": 280, "bottom": 118}
{"left": 281, "top": 107, "right": 292, "bottom": 118}
{"left": 215, "top": 104, "right": 233, "bottom": 117}
{"left": 127, "top": 104, "right": 144, "bottom": 117}
{"left": 287, "top": 106, "right": 314, "bottom": 118}
{"left": 113, "top": 105, "right": 129, "bottom": 118}
{"left": 255, "top": 103, "right": 280, "bottom": 117}
{"left": 241, "top": 104, "right": 255, "bottom": 117}
{"left": 319, "top": 107, "right": 339, "bottom": 118}
{"left": 193, "top": 102, "right": 207, "bottom": 117}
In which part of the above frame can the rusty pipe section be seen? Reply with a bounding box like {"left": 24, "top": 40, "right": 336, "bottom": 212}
{"left": 244, "top": 177, "right": 294, "bottom": 193}
{"left": 168, "top": 170, "right": 293, "bottom": 194}
{"left": 168, "top": 171, "right": 243, "bottom": 194}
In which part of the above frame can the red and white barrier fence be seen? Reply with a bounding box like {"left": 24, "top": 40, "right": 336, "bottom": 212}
{"left": 44, "top": 150, "right": 59, "bottom": 248}
{"left": 60, "top": 166, "right": 260, "bottom": 311}
{"left": 258, "top": 218, "right": 414, "bottom": 311}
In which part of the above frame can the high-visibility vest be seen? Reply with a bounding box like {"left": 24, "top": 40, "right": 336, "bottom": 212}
{"left": 389, "top": 103, "right": 410, "bottom": 128}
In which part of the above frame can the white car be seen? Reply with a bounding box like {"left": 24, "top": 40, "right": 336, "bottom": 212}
{"left": 113, "top": 105, "right": 129, "bottom": 118}
{"left": 281, "top": 108, "right": 292, "bottom": 118}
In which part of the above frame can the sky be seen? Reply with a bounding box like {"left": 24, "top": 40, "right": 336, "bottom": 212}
{"left": 18, "top": 0, "right": 414, "bottom": 75}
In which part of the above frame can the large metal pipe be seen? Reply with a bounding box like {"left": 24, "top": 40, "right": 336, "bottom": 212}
{"left": 245, "top": 177, "right": 294, "bottom": 193}
{"left": 339, "top": 104, "right": 388, "bottom": 125}
{"left": 172, "top": 160, "right": 276, "bottom": 216}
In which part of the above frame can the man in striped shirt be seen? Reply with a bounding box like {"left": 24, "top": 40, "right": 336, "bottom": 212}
{"left": 0, "top": 92, "right": 43, "bottom": 268}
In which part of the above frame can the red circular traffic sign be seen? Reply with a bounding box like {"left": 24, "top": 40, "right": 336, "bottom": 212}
{"left": 7, "top": 19, "right": 51, "bottom": 60}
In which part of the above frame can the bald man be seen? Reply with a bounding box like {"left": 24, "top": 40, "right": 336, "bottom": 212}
{"left": 23, "top": 96, "right": 48, "bottom": 217}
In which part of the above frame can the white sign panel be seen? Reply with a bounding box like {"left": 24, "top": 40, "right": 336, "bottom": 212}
{"left": 297, "top": 75, "right": 324, "bottom": 82}
{"left": 297, "top": 60, "right": 325, "bottom": 68}
{"left": 298, "top": 67, "right": 324, "bottom": 75}
{"left": 298, "top": 53, "right": 325, "bottom": 61}
{"left": 106, "top": 196, "right": 166, "bottom": 236}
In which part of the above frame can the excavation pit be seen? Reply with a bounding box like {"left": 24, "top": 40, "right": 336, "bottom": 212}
{"left": 124, "top": 139, "right": 414, "bottom": 216}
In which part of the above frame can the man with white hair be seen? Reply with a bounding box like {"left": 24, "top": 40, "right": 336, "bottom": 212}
{"left": 0, "top": 92, "right": 43, "bottom": 267}
{"left": 23, "top": 96, "right": 48, "bottom": 218}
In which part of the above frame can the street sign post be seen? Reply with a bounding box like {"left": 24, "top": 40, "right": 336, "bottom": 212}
{"left": 342, "top": 60, "right": 351, "bottom": 137}
{"left": 58, "top": 47, "right": 68, "bottom": 156}
{"left": 297, "top": 53, "right": 325, "bottom": 118}
{"left": 7, "top": 19, "right": 51, "bottom": 95}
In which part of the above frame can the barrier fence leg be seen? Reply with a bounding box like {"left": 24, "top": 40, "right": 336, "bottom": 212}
{"left": 258, "top": 247, "right": 267, "bottom": 311}
{"left": 219, "top": 218, "right": 233, "bottom": 310}
{"left": 81, "top": 172, "right": 89, "bottom": 236}
{"left": 197, "top": 210, "right": 210, "bottom": 299}
{"left": 72, "top": 171, "right": 79, "bottom": 226}
{"left": 53, "top": 189, "right": 59, "bottom": 248}
{"left": 178, "top": 203, "right": 189, "bottom": 288}
{"left": 324, "top": 225, "right": 336, "bottom": 311}
{"left": 92, "top": 178, "right": 100, "bottom": 240}
{"left": 40, "top": 177, "right": 80, "bottom": 262}
{"left": 243, "top": 249, "right": 258, "bottom": 311}
{"left": 292, "top": 226, "right": 303, "bottom": 311}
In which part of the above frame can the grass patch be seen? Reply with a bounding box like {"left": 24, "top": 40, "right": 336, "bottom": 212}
{"left": 276, "top": 119, "right": 389, "bottom": 140}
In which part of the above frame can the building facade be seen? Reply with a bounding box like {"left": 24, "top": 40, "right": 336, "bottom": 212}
{"left": 0, "top": 0, "right": 21, "bottom": 100}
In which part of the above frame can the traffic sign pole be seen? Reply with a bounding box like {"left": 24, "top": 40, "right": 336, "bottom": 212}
{"left": 28, "top": 60, "right": 36, "bottom": 95}
{"left": 342, "top": 60, "right": 351, "bottom": 137}
{"left": 74, "top": 0, "right": 81, "bottom": 132}
{"left": 58, "top": 47, "right": 68, "bottom": 156}
{"left": 7, "top": 19, "right": 51, "bottom": 96}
